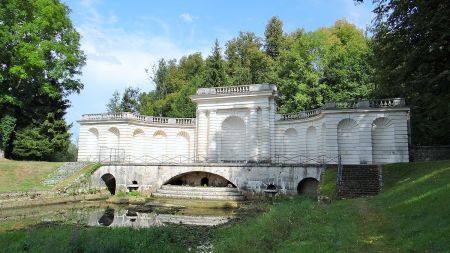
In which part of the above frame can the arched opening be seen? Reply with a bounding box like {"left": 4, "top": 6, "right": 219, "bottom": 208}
{"left": 132, "top": 129, "right": 145, "bottom": 162}
{"left": 221, "top": 116, "right": 246, "bottom": 162}
{"left": 337, "top": 118, "right": 359, "bottom": 164}
{"left": 101, "top": 173, "right": 116, "bottom": 195}
{"left": 297, "top": 178, "right": 319, "bottom": 196}
{"left": 306, "top": 126, "right": 317, "bottom": 161}
{"left": 267, "top": 184, "right": 276, "bottom": 190}
{"left": 176, "top": 131, "right": 190, "bottom": 162}
{"left": 283, "top": 128, "right": 298, "bottom": 162}
{"left": 104, "top": 127, "right": 120, "bottom": 162}
{"left": 87, "top": 128, "right": 99, "bottom": 161}
{"left": 165, "top": 171, "right": 236, "bottom": 187}
{"left": 200, "top": 177, "right": 209, "bottom": 186}
{"left": 98, "top": 208, "right": 115, "bottom": 226}
{"left": 372, "top": 117, "right": 395, "bottom": 164}
{"left": 152, "top": 130, "right": 167, "bottom": 162}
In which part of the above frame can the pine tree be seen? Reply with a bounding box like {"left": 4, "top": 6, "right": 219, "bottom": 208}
{"left": 264, "top": 16, "right": 284, "bottom": 59}
{"left": 205, "top": 39, "right": 227, "bottom": 87}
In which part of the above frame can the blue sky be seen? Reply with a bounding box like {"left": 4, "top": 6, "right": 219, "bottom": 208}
{"left": 62, "top": 0, "right": 375, "bottom": 144}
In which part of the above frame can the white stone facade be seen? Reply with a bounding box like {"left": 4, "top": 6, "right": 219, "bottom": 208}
{"left": 78, "top": 84, "right": 410, "bottom": 165}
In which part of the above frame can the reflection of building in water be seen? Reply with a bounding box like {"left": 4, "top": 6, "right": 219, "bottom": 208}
{"left": 90, "top": 208, "right": 230, "bottom": 227}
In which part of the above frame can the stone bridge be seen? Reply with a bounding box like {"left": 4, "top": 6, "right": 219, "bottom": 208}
{"left": 90, "top": 163, "right": 324, "bottom": 197}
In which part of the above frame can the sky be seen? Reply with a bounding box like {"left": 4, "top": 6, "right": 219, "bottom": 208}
{"left": 62, "top": 0, "right": 376, "bottom": 144}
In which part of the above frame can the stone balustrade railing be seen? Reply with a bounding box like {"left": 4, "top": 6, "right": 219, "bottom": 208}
{"left": 196, "top": 83, "right": 277, "bottom": 95}
{"left": 324, "top": 98, "right": 406, "bottom": 109}
{"left": 278, "top": 98, "right": 406, "bottom": 121}
{"left": 277, "top": 109, "right": 322, "bottom": 121}
{"left": 80, "top": 112, "right": 196, "bottom": 125}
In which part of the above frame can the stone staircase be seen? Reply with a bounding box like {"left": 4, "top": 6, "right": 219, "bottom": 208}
{"left": 338, "top": 165, "right": 382, "bottom": 198}
{"left": 42, "top": 162, "right": 90, "bottom": 186}
{"left": 152, "top": 185, "right": 245, "bottom": 200}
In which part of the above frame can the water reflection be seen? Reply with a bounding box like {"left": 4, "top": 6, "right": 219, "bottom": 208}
{"left": 0, "top": 201, "right": 234, "bottom": 231}
{"left": 91, "top": 207, "right": 230, "bottom": 227}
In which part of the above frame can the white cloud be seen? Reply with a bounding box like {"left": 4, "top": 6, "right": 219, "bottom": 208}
{"left": 66, "top": 1, "right": 198, "bottom": 143}
{"left": 179, "top": 13, "right": 198, "bottom": 23}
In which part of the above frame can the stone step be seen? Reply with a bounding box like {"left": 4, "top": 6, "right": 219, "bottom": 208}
{"left": 157, "top": 214, "right": 230, "bottom": 226}
{"left": 156, "top": 189, "right": 243, "bottom": 197}
{"left": 161, "top": 185, "right": 239, "bottom": 192}
{"left": 152, "top": 192, "right": 245, "bottom": 200}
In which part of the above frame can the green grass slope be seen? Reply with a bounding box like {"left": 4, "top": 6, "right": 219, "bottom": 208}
{"left": 0, "top": 159, "right": 63, "bottom": 192}
{"left": 214, "top": 160, "right": 450, "bottom": 253}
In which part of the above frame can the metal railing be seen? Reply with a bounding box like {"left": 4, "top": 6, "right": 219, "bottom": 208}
{"left": 83, "top": 149, "right": 342, "bottom": 166}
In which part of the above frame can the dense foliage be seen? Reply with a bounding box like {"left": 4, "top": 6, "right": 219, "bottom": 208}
{"left": 369, "top": 0, "right": 450, "bottom": 145}
{"left": 111, "top": 19, "right": 372, "bottom": 118}
{"left": 0, "top": 0, "right": 85, "bottom": 159}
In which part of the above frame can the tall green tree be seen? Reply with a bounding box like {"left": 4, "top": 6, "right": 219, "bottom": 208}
{"left": 264, "top": 16, "right": 284, "bottom": 59}
{"left": 370, "top": 0, "right": 450, "bottom": 145}
{"left": 0, "top": 0, "right": 85, "bottom": 159}
{"left": 106, "top": 90, "right": 122, "bottom": 113}
{"left": 205, "top": 40, "right": 227, "bottom": 87}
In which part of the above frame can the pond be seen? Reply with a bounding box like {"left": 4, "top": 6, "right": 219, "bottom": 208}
{"left": 0, "top": 199, "right": 236, "bottom": 231}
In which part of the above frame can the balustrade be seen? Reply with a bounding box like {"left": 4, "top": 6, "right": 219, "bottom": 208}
{"left": 81, "top": 112, "right": 195, "bottom": 125}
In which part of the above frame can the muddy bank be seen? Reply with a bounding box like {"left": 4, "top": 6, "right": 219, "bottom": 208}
{"left": 0, "top": 191, "right": 110, "bottom": 209}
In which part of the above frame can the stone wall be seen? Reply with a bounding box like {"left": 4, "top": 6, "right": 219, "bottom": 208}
{"left": 410, "top": 146, "right": 450, "bottom": 162}
{"left": 90, "top": 164, "right": 323, "bottom": 195}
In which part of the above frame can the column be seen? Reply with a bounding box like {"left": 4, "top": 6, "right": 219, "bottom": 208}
{"left": 196, "top": 109, "right": 208, "bottom": 161}
{"left": 260, "top": 107, "right": 271, "bottom": 161}
{"left": 207, "top": 110, "right": 217, "bottom": 162}
{"left": 248, "top": 107, "right": 258, "bottom": 161}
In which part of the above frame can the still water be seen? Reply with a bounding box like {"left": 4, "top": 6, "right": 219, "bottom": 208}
{"left": 0, "top": 200, "right": 235, "bottom": 231}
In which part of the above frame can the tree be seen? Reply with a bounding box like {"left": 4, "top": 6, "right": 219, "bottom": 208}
{"left": 120, "top": 87, "right": 141, "bottom": 113}
{"left": 275, "top": 20, "right": 372, "bottom": 112}
{"left": 0, "top": 0, "right": 85, "bottom": 159}
{"left": 0, "top": 116, "right": 16, "bottom": 155}
{"left": 205, "top": 40, "right": 227, "bottom": 87}
{"left": 12, "top": 112, "right": 70, "bottom": 160}
{"left": 264, "top": 16, "right": 284, "bottom": 59}
{"left": 106, "top": 90, "right": 122, "bottom": 113}
{"left": 370, "top": 0, "right": 450, "bottom": 145}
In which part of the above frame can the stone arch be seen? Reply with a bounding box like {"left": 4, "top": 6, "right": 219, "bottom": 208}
{"left": 221, "top": 116, "right": 246, "bottom": 162}
{"left": 297, "top": 177, "right": 319, "bottom": 196}
{"left": 283, "top": 128, "right": 298, "bottom": 161}
{"left": 337, "top": 118, "right": 359, "bottom": 164}
{"left": 132, "top": 129, "right": 145, "bottom": 162}
{"left": 176, "top": 131, "right": 190, "bottom": 162}
{"left": 101, "top": 173, "right": 116, "bottom": 195}
{"left": 87, "top": 128, "right": 99, "bottom": 161}
{"left": 306, "top": 126, "right": 318, "bottom": 161}
{"left": 152, "top": 130, "right": 167, "bottom": 162}
{"left": 372, "top": 117, "right": 395, "bottom": 164}
{"left": 164, "top": 171, "right": 236, "bottom": 187}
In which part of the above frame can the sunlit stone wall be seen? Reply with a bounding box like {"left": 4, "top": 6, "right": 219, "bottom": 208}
{"left": 78, "top": 84, "right": 410, "bottom": 165}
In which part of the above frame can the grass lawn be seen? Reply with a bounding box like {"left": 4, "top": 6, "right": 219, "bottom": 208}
{"left": 214, "top": 160, "right": 450, "bottom": 253}
{"left": 0, "top": 159, "right": 63, "bottom": 193}
{"left": 0, "top": 160, "right": 448, "bottom": 252}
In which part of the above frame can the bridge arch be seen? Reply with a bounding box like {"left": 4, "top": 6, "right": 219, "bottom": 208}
{"left": 297, "top": 177, "right": 319, "bottom": 196}
{"left": 164, "top": 171, "right": 236, "bottom": 187}
{"left": 101, "top": 173, "right": 116, "bottom": 195}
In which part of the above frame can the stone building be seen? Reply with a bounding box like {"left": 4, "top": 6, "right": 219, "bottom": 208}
{"left": 77, "top": 84, "right": 410, "bottom": 165}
